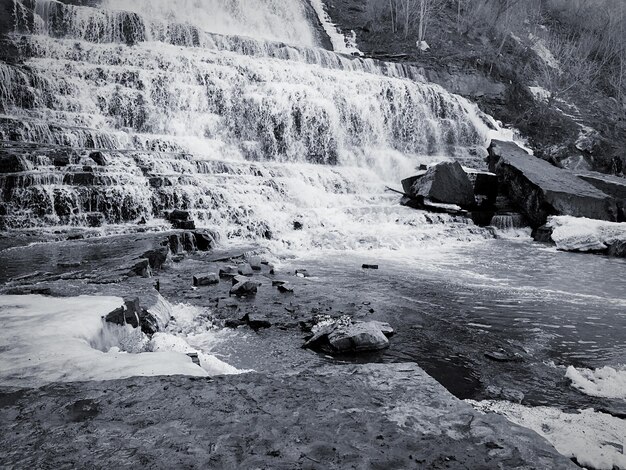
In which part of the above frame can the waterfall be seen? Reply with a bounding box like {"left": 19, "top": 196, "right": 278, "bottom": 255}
{"left": 0, "top": 0, "right": 505, "bottom": 251}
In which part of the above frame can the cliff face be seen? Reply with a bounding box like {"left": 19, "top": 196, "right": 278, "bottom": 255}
{"left": 321, "top": 0, "right": 626, "bottom": 177}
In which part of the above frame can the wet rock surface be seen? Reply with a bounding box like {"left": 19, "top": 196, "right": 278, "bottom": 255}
{"left": 406, "top": 161, "right": 475, "bottom": 208}
{"left": 488, "top": 140, "right": 617, "bottom": 227}
{"left": 0, "top": 363, "right": 575, "bottom": 469}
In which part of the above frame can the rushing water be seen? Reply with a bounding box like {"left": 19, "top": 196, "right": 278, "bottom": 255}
{"left": 1, "top": 2, "right": 625, "bottom": 465}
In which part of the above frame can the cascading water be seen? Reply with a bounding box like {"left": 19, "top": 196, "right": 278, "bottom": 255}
{"left": 1, "top": 0, "right": 509, "bottom": 251}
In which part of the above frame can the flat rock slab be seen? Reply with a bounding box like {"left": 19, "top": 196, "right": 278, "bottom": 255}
{"left": 488, "top": 140, "right": 617, "bottom": 226}
{"left": 0, "top": 363, "right": 574, "bottom": 469}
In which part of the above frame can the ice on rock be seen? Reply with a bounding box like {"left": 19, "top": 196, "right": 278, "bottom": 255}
{"left": 468, "top": 400, "right": 626, "bottom": 470}
{"left": 548, "top": 216, "right": 626, "bottom": 252}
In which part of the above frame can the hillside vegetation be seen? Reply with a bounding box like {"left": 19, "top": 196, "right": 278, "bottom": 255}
{"left": 324, "top": 0, "right": 626, "bottom": 175}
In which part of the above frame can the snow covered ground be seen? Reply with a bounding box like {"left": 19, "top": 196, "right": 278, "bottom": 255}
{"left": 0, "top": 295, "right": 241, "bottom": 387}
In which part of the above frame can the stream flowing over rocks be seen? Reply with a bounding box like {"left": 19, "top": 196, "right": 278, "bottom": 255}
{"left": 1, "top": 0, "right": 625, "bottom": 469}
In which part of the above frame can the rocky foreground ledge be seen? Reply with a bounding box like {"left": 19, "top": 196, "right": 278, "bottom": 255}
{"left": 0, "top": 363, "right": 575, "bottom": 469}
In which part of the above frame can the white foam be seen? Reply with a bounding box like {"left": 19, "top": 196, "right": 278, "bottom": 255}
{"left": 468, "top": 400, "right": 626, "bottom": 470}
{"left": 0, "top": 295, "right": 240, "bottom": 387}
{"left": 566, "top": 365, "right": 626, "bottom": 399}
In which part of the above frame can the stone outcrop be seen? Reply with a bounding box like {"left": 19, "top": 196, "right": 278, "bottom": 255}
{"left": 488, "top": 140, "right": 617, "bottom": 227}
{"left": 104, "top": 293, "right": 172, "bottom": 335}
{"left": 304, "top": 317, "right": 394, "bottom": 353}
{"left": 406, "top": 161, "right": 475, "bottom": 207}
{"left": 575, "top": 171, "right": 626, "bottom": 222}
{"left": 0, "top": 364, "right": 577, "bottom": 469}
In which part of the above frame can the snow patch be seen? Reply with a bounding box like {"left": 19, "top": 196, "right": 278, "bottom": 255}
{"left": 547, "top": 216, "right": 626, "bottom": 252}
{"left": 529, "top": 33, "right": 560, "bottom": 71}
{"left": 0, "top": 295, "right": 242, "bottom": 387}
{"left": 529, "top": 86, "right": 550, "bottom": 101}
{"left": 416, "top": 40, "right": 430, "bottom": 52}
{"left": 566, "top": 365, "right": 626, "bottom": 399}
{"left": 468, "top": 400, "right": 626, "bottom": 470}
{"left": 309, "top": 0, "right": 362, "bottom": 55}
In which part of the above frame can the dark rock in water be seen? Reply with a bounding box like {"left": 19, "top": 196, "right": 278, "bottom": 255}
{"left": 465, "top": 170, "right": 498, "bottom": 206}
{"left": 186, "top": 352, "right": 200, "bottom": 366}
{"left": 243, "top": 313, "right": 271, "bottom": 330}
{"left": 182, "top": 232, "right": 197, "bottom": 252}
{"left": 167, "top": 210, "right": 196, "bottom": 230}
{"left": 295, "top": 269, "right": 309, "bottom": 278}
{"left": 193, "top": 273, "right": 219, "bottom": 286}
{"left": 230, "top": 280, "right": 258, "bottom": 297}
{"left": 219, "top": 266, "right": 237, "bottom": 278}
{"left": 304, "top": 318, "right": 393, "bottom": 354}
{"left": 238, "top": 263, "right": 253, "bottom": 276}
{"left": 194, "top": 230, "right": 216, "bottom": 251}
{"left": 488, "top": 140, "right": 617, "bottom": 227}
{"left": 224, "top": 319, "right": 245, "bottom": 328}
{"left": 607, "top": 240, "right": 626, "bottom": 257}
{"left": 142, "top": 247, "right": 169, "bottom": 271}
{"left": 168, "top": 210, "right": 190, "bottom": 221}
{"left": 401, "top": 173, "right": 425, "bottom": 194}
{"left": 277, "top": 284, "right": 294, "bottom": 294}
{"left": 168, "top": 234, "right": 184, "bottom": 255}
{"left": 484, "top": 350, "right": 520, "bottom": 362}
{"left": 293, "top": 221, "right": 303, "bottom": 230}
{"left": 362, "top": 264, "right": 378, "bottom": 269}
{"left": 86, "top": 213, "right": 105, "bottom": 228}
{"left": 248, "top": 256, "right": 262, "bottom": 271}
{"left": 532, "top": 224, "right": 554, "bottom": 243}
{"left": 89, "top": 151, "right": 108, "bottom": 166}
{"left": 174, "top": 220, "right": 196, "bottom": 230}
{"left": 104, "top": 298, "right": 162, "bottom": 335}
{"left": 328, "top": 322, "right": 390, "bottom": 352}
{"left": 130, "top": 259, "right": 151, "bottom": 278}
{"left": 408, "top": 161, "right": 475, "bottom": 207}
{"left": 0, "top": 154, "right": 33, "bottom": 173}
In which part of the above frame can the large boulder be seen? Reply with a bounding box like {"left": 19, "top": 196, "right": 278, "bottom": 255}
{"left": 304, "top": 317, "right": 394, "bottom": 354}
{"left": 488, "top": 140, "right": 617, "bottom": 227}
{"left": 407, "top": 161, "right": 475, "bottom": 207}
{"left": 574, "top": 171, "right": 626, "bottom": 222}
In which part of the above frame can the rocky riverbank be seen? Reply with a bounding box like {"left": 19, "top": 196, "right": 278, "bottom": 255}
{"left": 0, "top": 363, "right": 575, "bottom": 469}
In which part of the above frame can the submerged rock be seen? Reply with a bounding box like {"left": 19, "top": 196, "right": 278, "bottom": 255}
{"left": 488, "top": 140, "right": 617, "bottom": 227}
